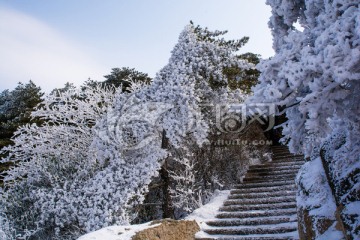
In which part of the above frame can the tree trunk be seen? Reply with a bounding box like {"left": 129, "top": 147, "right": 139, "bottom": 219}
{"left": 161, "top": 130, "right": 174, "bottom": 218}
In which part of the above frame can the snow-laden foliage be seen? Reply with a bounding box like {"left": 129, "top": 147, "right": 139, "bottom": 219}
{"left": 169, "top": 154, "right": 208, "bottom": 216}
{"left": 93, "top": 23, "right": 254, "bottom": 219}
{"left": 252, "top": 0, "right": 360, "bottom": 157}
{"left": 251, "top": 0, "right": 360, "bottom": 238}
{"left": 136, "top": 24, "right": 252, "bottom": 147}
{"left": 0, "top": 85, "right": 120, "bottom": 239}
{"left": 169, "top": 157, "right": 201, "bottom": 212}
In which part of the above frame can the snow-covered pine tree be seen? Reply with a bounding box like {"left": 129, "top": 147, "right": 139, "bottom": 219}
{"left": 0, "top": 81, "right": 44, "bottom": 150}
{"left": 162, "top": 24, "right": 258, "bottom": 216}
{"left": 250, "top": 0, "right": 360, "bottom": 238}
{"left": 93, "top": 23, "right": 254, "bottom": 219}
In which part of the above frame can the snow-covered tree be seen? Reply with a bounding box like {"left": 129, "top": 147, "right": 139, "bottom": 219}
{"left": 0, "top": 85, "right": 118, "bottom": 239}
{"left": 103, "top": 67, "right": 152, "bottom": 92}
{"left": 251, "top": 0, "right": 360, "bottom": 157}
{"left": 169, "top": 155, "right": 206, "bottom": 216}
{"left": 0, "top": 81, "right": 43, "bottom": 149}
{"left": 250, "top": 0, "right": 360, "bottom": 238}
{"left": 93, "top": 23, "right": 255, "bottom": 220}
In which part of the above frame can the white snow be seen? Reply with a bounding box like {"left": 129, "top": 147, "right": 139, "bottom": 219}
{"left": 296, "top": 157, "right": 337, "bottom": 218}
{"left": 186, "top": 190, "right": 230, "bottom": 225}
{"left": 77, "top": 222, "right": 160, "bottom": 240}
{"left": 317, "top": 222, "right": 344, "bottom": 240}
{"left": 78, "top": 190, "right": 230, "bottom": 240}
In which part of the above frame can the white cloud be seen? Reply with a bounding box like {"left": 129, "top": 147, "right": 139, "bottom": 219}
{"left": 0, "top": 6, "right": 108, "bottom": 92}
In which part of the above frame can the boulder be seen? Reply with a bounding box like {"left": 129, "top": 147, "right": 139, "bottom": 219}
{"left": 132, "top": 219, "right": 200, "bottom": 240}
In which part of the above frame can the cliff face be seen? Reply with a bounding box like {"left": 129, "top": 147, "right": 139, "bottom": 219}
{"left": 132, "top": 219, "right": 199, "bottom": 240}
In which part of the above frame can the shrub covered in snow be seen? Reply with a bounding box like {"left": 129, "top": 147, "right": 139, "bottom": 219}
{"left": 0, "top": 85, "right": 118, "bottom": 239}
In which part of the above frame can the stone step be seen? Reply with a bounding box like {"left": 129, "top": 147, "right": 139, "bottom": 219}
{"left": 250, "top": 171, "right": 298, "bottom": 179}
{"left": 230, "top": 184, "right": 296, "bottom": 194}
{"left": 268, "top": 157, "right": 304, "bottom": 163}
{"left": 271, "top": 151, "right": 292, "bottom": 156}
{"left": 203, "top": 222, "right": 298, "bottom": 235}
{"left": 271, "top": 156, "right": 304, "bottom": 162}
{"left": 271, "top": 151, "right": 291, "bottom": 155}
{"left": 249, "top": 161, "right": 304, "bottom": 170}
{"left": 234, "top": 180, "right": 296, "bottom": 189}
{"left": 243, "top": 173, "right": 298, "bottom": 183}
{"left": 271, "top": 151, "right": 292, "bottom": 155}
{"left": 245, "top": 170, "right": 300, "bottom": 178}
{"left": 271, "top": 150, "right": 299, "bottom": 155}
{"left": 197, "top": 146, "right": 301, "bottom": 240}
{"left": 253, "top": 158, "right": 304, "bottom": 165}
{"left": 271, "top": 159, "right": 304, "bottom": 164}
{"left": 271, "top": 147, "right": 290, "bottom": 152}
{"left": 246, "top": 169, "right": 299, "bottom": 177}
{"left": 206, "top": 215, "right": 297, "bottom": 227}
{"left": 219, "top": 202, "right": 296, "bottom": 212}
{"left": 271, "top": 152, "right": 302, "bottom": 156}
{"left": 247, "top": 167, "right": 301, "bottom": 174}
{"left": 248, "top": 165, "right": 301, "bottom": 171}
{"left": 196, "top": 232, "right": 299, "bottom": 240}
{"left": 228, "top": 190, "right": 297, "bottom": 200}
{"left": 216, "top": 208, "right": 297, "bottom": 219}
{"left": 247, "top": 167, "right": 302, "bottom": 175}
{"left": 224, "top": 196, "right": 296, "bottom": 206}
{"left": 250, "top": 162, "right": 304, "bottom": 169}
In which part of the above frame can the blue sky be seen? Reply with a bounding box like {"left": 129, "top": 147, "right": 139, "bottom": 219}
{"left": 0, "top": 1, "right": 274, "bottom": 92}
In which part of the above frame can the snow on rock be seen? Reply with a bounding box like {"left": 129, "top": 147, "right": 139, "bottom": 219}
{"left": 296, "top": 157, "right": 345, "bottom": 239}
{"left": 296, "top": 157, "right": 337, "bottom": 218}
{"left": 317, "top": 222, "right": 345, "bottom": 240}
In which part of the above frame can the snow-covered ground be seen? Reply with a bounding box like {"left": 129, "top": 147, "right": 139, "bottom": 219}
{"left": 185, "top": 190, "right": 230, "bottom": 225}
{"left": 77, "top": 222, "right": 159, "bottom": 240}
{"left": 77, "top": 190, "right": 230, "bottom": 240}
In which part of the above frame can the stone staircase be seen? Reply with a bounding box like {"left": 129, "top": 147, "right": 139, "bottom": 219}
{"left": 196, "top": 145, "right": 305, "bottom": 240}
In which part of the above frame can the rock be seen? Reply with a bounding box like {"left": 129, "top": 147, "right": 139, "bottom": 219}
{"left": 131, "top": 219, "right": 200, "bottom": 240}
